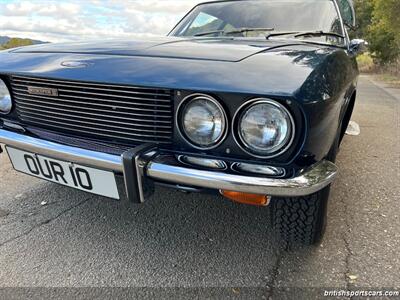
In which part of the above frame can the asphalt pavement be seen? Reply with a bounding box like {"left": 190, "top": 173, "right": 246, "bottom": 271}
{"left": 0, "top": 76, "right": 399, "bottom": 298}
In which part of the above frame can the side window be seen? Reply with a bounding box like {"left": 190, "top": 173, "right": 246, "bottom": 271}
{"left": 183, "top": 12, "right": 224, "bottom": 36}
{"left": 337, "top": 0, "right": 355, "bottom": 27}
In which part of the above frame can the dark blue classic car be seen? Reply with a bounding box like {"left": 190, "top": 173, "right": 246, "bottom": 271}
{"left": 0, "top": 0, "right": 365, "bottom": 246}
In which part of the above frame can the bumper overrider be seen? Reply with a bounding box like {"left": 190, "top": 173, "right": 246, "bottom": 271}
{"left": 0, "top": 129, "right": 338, "bottom": 203}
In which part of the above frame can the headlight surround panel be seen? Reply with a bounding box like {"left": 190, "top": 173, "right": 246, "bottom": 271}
{"left": 177, "top": 93, "right": 228, "bottom": 150}
{"left": 233, "top": 99, "right": 296, "bottom": 159}
{"left": 0, "top": 78, "right": 12, "bottom": 115}
{"left": 173, "top": 91, "right": 304, "bottom": 164}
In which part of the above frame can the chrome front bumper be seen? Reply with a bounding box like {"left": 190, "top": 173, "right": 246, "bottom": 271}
{"left": 0, "top": 129, "right": 338, "bottom": 201}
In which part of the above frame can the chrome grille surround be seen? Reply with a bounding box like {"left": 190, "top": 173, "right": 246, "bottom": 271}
{"left": 11, "top": 76, "right": 174, "bottom": 145}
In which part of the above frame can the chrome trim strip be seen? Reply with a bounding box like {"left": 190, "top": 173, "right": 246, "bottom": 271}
{"left": 58, "top": 92, "right": 171, "bottom": 105}
{"left": 136, "top": 147, "right": 157, "bottom": 203}
{"left": 0, "top": 129, "right": 338, "bottom": 197}
{"left": 15, "top": 100, "right": 172, "bottom": 119}
{"left": 230, "top": 162, "right": 286, "bottom": 177}
{"left": 2, "top": 121, "right": 25, "bottom": 132}
{"left": 12, "top": 81, "right": 171, "bottom": 98}
{"left": 0, "top": 129, "right": 123, "bottom": 172}
{"left": 135, "top": 154, "right": 146, "bottom": 203}
{"left": 147, "top": 158, "right": 337, "bottom": 196}
{"left": 12, "top": 76, "right": 171, "bottom": 92}
{"left": 15, "top": 104, "right": 172, "bottom": 124}
{"left": 11, "top": 120, "right": 171, "bottom": 144}
{"left": 58, "top": 93, "right": 171, "bottom": 105}
{"left": 17, "top": 115, "right": 171, "bottom": 139}
{"left": 15, "top": 108, "right": 172, "bottom": 129}
{"left": 177, "top": 155, "right": 228, "bottom": 170}
{"left": 56, "top": 88, "right": 169, "bottom": 101}
{"left": 17, "top": 111, "right": 172, "bottom": 134}
{"left": 13, "top": 92, "right": 172, "bottom": 110}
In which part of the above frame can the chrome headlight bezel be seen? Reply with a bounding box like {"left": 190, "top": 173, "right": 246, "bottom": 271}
{"left": 0, "top": 78, "right": 12, "bottom": 115}
{"left": 177, "top": 94, "right": 228, "bottom": 150}
{"left": 233, "top": 98, "right": 295, "bottom": 159}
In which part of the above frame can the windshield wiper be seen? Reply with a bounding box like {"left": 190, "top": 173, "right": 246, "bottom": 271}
{"left": 265, "top": 31, "right": 300, "bottom": 39}
{"left": 194, "top": 30, "right": 225, "bottom": 37}
{"left": 294, "top": 31, "right": 345, "bottom": 39}
{"left": 266, "top": 30, "right": 345, "bottom": 40}
{"left": 194, "top": 27, "right": 274, "bottom": 37}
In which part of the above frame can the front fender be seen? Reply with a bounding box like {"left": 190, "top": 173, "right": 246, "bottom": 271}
{"left": 294, "top": 49, "right": 358, "bottom": 165}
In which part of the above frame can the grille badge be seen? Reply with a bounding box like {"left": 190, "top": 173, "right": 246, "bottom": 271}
{"left": 27, "top": 86, "right": 59, "bottom": 97}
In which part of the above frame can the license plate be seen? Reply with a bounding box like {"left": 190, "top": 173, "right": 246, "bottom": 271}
{"left": 6, "top": 147, "right": 120, "bottom": 199}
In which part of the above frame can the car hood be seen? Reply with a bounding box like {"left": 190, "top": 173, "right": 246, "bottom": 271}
{"left": 0, "top": 37, "right": 347, "bottom": 97}
{"left": 10, "top": 36, "right": 291, "bottom": 63}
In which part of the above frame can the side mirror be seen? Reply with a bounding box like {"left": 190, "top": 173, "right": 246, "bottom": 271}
{"left": 349, "top": 39, "right": 368, "bottom": 55}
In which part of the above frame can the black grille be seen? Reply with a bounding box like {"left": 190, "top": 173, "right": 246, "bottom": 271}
{"left": 11, "top": 76, "right": 174, "bottom": 145}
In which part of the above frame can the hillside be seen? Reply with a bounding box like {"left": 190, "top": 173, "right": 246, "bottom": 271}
{"left": 0, "top": 36, "right": 46, "bottom": 50}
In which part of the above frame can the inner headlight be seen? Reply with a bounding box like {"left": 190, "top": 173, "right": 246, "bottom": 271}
{"left": 179, "top": 94, "right": 227, "bottom": 149}
{"left": 0, "top": 79, "right": 12, "bottom": 115}
{"left": 235, "top": 99, "right": 294, "bottom": 157}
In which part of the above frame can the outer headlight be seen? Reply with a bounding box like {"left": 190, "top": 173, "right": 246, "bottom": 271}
{"left": 0, "top": 79, "right": 12, "bottom": 115}
{"left": 178, "top": 94, "right": 227, "bottom": 149}
{"left": 234, "top": 99, "right": 294, "bottom": 158}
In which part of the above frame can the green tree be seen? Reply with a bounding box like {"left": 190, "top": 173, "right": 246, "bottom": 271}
{"left": 366, "top": 0, "right": 400, "bottom": 63}
{"left": 353, "top": 0, "right": 374, "bottom": 39}
{"left": 2, "top": 38, "right": 34, "bottom": 49}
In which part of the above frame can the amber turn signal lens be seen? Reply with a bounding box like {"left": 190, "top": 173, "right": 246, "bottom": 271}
{"left": 220, "top": 190, "right": 271, "bottom": 206}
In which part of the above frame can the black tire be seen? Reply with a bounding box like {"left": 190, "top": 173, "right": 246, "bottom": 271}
{"left": 271, "top": 186, "right": 330, "bottom": 247}
{"left": 271, "top": 129, "right": 339, "bottom": 247}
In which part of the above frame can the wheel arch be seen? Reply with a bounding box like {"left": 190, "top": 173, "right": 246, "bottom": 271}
{"left": 340, "top": 90, "right": 357, "bottom": 143}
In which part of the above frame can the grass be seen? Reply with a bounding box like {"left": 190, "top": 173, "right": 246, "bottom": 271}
{"left": 374, "top": 73, "right": 400, "bottom": 88}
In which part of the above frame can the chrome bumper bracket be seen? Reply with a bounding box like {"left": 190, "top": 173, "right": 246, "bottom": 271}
{"left": 122, "top": 143, "right": 157, "bottom": 203}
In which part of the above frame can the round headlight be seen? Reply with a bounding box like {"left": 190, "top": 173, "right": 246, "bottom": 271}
{"left": 0, "top": 79, "right": 12, "bottom": 115}
{"left": 178, "top": 94, "right": 227, "bottom": 149}
{"left": 235, "top": 99, "right": 294, "bottom": 158}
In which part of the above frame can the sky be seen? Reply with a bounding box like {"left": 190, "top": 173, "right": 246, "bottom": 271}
{"left": 0, "top": 0, "right": 203, "bottom": 42}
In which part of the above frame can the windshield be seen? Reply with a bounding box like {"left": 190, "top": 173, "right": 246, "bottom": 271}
{"left": 170, "top": 0, "right": 344, "bottom": 45}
